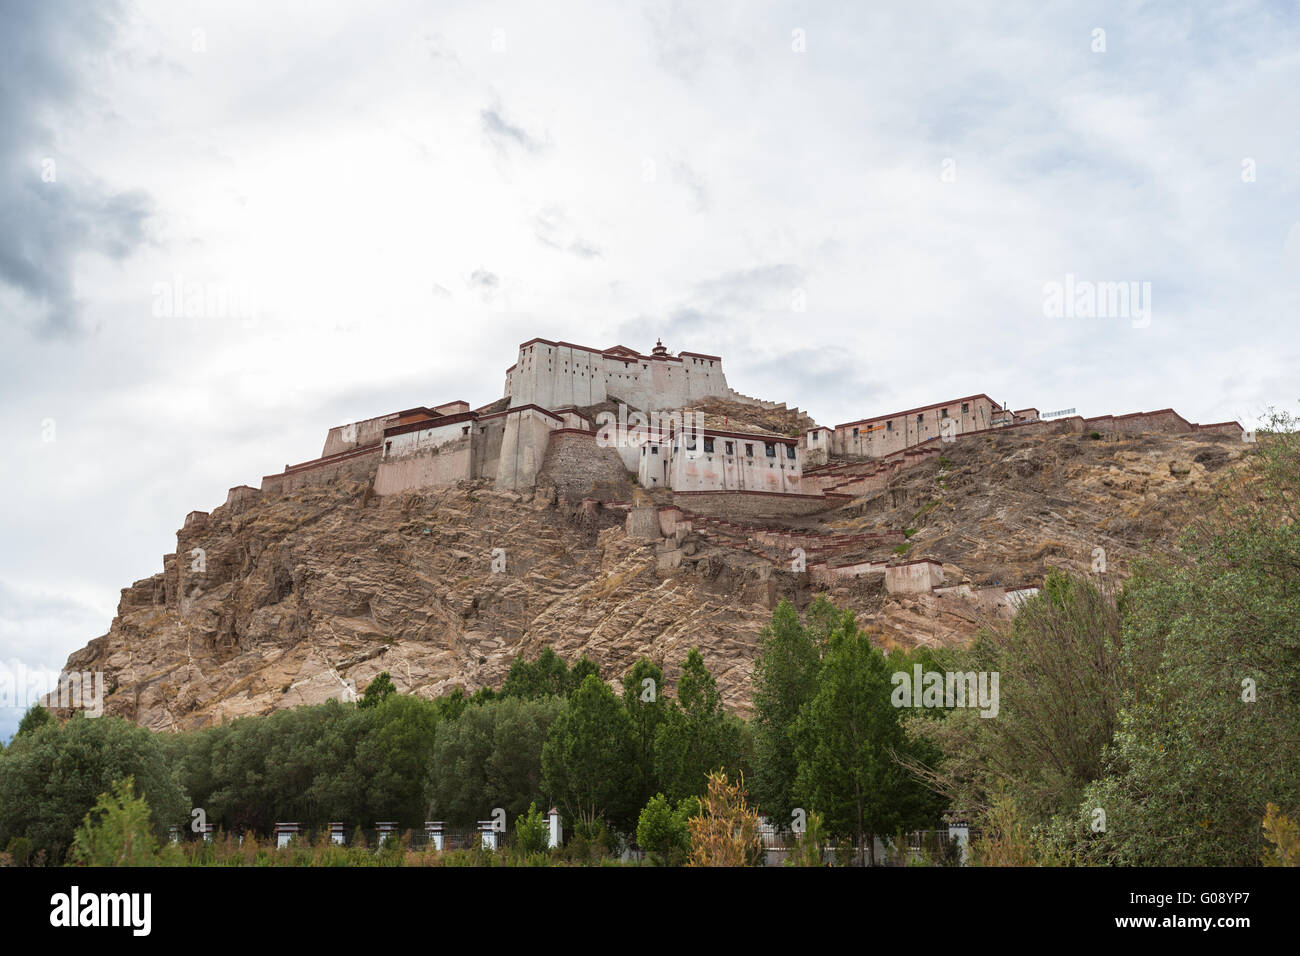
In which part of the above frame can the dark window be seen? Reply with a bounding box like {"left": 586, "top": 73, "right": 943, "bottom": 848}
{"left": 962, "top": 402, "right": 970, "bottom": 414}
{"left": 704, "top": 437, "right": 714, "bottom": 453}
{"left": 384, "top": 441, "right": 392, "bottom": 455}
{"left": 786, "top": 445, "right": 796, "bottom": 460}
{"left": 462, "top": 426, "right": 470, "bottom": 435}
{"left": 941, "top": 408, "right": 949, "bottom": 419}
{"left": 886, "top": 421, "right": 893, "bottom": 432}
{"left": 917, "top": 414, "right": 924, "bottom": 425}
{"left": 651, "top": 446, "right": 658, "bottom": 455}
{"left": 745, "top": 444, "right": 754, "bottom": 457}
{"left": 725, "top": 441, "right": 734, "bottom": 455}
{"left": 765, "top": 443, "right": 776, "bottom": 457}
{"left": 853, "top": 427, "right": 859, "bottom": 438}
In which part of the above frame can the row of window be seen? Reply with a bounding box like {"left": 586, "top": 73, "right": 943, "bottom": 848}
{"left": 850, "top": 402, "right": 975, "bottom": 438}
{"left": 645, "top": 440, "right": 797, "bottom": 459}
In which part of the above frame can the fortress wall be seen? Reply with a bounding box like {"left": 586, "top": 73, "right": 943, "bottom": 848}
{"left": 535, "top": 430, "right": 633, "bottom": 500}
{"left": 225, "top": 485, "right": 260, "bottom": 515}
{"left": 834, "top": 396, "right": 1001, "bottom": 457}
{"left": 509, "top": 341, "right": 608, "bottom": 409}
{"left": 672, "top": 490, "right": 832, "bottom": 518}
{"left": 509, "top": 340, "right": 730, "bottom": 413}
{"left": 496, "top": 406, "right": 564, "bottom": 491}
{"left": 322, "top": 413, "right": 398, "bottom": 457}
{"left": 885, "top": 560, "right": 945, "bottom": 594}
{"left": 262, "top": 445, "right": 380, "bottom": 497}
{"left": 374, "top": 437, "right": 474, "bottom": 495}
{"left": 471, "top": 416, "right": 506, "bottom": 481}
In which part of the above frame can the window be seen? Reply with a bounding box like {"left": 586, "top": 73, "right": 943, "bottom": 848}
{"left": 962, "top": 402, "right": 970, "bottom": 414}
{"left": 853, "top": 427, "right": 859, "bottom": 438}
{"left": 462, "top": 426, "right": 470, "bottom": 435}
{"left": 886, "top": 421, "right": 893, "bottom": 432}
{"left": 704, "top": 437, "right": 714, "bottom": 453}
{"left": 917, "top": 414, "right": 924, "bottom": 425}
{"left": 725, "top": 441, "right": 734, "bottom": 455}
{"left": 765, "top": 443, "right": 776, "bottom": 457}
{"left": 941, "top": 408, "right": 949, "bottom": 419}
{"left": 786, "top": 445, "right": 796, "bottom": 460}
{"left": 384, "top": 441, "right": 392, "bottom": 455}
{"left": 745, "top": 444, "right": 754, "bottom": 458}
{"left": 651, "top": 446, "right": 658, "bottom": 455}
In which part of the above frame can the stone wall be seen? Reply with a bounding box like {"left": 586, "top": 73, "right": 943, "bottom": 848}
{"left": 535, "top": 430, "right": 634, "bottom": 501}
{"left": 671, "top": 490, "right": 833, "bottom": 518}
{"left": 262, "top": 445, "right": 380, "bottom": 497}
{"left": 321, "top": 412, "right": 398, "bottom": 457}
{"left": 885, "top": 560, "right": 945, "bottom": 594}
{"left": 374, "top": 436, "right": 474, "bottom": 495}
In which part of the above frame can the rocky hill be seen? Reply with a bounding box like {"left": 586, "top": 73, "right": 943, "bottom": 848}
{"left": 62, "top": 426, "right": 1252, "bottom": 731}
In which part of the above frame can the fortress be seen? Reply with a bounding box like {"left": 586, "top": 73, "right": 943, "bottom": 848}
{"left": 201, "top": 335, "right": 1242, "bottom": 524}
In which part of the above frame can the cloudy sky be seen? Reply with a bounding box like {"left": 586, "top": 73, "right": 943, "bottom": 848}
{"left": 2, "top": 0, "right": 1297, "bottom": 738}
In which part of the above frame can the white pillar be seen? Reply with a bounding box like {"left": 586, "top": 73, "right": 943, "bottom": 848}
{"left": 949, "top": 824, "right": 970, "bottom": 865}
{"left": 478, "top": 821, "right": 499, "bottom": 851}
{"left": 328, "top": 822, "right": 346, "bottom": 845}
{"left": 375, "top": 822, "right": 400, "bottom": 849}
{"left": 547, "top": 807, "right": 562, "bottom": 849}
{"left": 424, "top": 821, "right": 445, "bottom": 852}
{"left": 274, "top": 823, "right": 301, "bottom": 849}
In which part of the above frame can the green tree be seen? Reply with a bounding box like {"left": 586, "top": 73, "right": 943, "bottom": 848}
{"left": 69, "top": 777, "right": 162, "bottom": 867}
{"left": 0, "top": 714, "right": 185, "bottom": 864}
{"left": 15, "top": 705, "right": 52, "bottom": 739}
{"left": 514, "top": 801, "right": 549, "bottom": 856}
{"left": 359, "top": 671, "right": 397, "bottom": 708}
{"left": 653, "top": 649, "right": 745, "bottom": 804}
{"left": 906, "top": 571, "right": 1124, "bottom": 834}
{"left": 635, "top": 792, "right": 696, "bottom": 865}
{"left": 793, "top": 616, "right": 943, "bottom": 864}
{"left": 622, "top": 657, "right": 665, "bottom": 808}
{"left": 1077, "top": 413, "right": 1300, "bottom": 865}
{"left": 426, "top": 696, "right": 565, "bottom": 826}
{"left": 501, "top": 647, "right": 570, "bottom": 700}
{"left": 541, "top": 674, "right": 639, "bottom": 830}
{"left": 751, "top": 599, "right": 829, "bottom": 825}
{"left": 566, "top": 656, "right": 601, "bottom": 695}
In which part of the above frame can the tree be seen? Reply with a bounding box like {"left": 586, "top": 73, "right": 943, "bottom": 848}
{"left": 359, "top": 672, "right": 397, "bottom": 708}
{"left": 785, "top": 810, "right": 827, "bottom": 867}
{"left": 426, "top": 696, "right": 565, "bottom": 826}
{"left": 635, "top": 792, "right": 696, "bottom": 865}
{"left": 501, "top": 647, "right": 570, "bottom": 700}
{"left": 687, "top": 771, "right": 762, "bottom": 867}
{"left": 514, "top": 802, "right": 550, "bottom": 856}
{"left": 793, "top": 615, "right": 943, "bottom": 865}
{"left": 906, "top": 571, "right": 1124, "bottom": 832}
{"left": 69, "top": 777, "right": 161, "bottom": 867}
{"left": 15, "top": 705, "right": 52, "bottom": 739}
{"left": 622, "top": 657, "right": 665, "bottom": 808}
{"left": 0, "top": 714, "right": 185, "bottom": 864}
{"left": 541, "top": 674, "right": 639, "bottom": 830}
{"left": 1078, "top": 413, "right": 1300, "bottom": 865}
{"left": 751, "top": 599, "right": 828, "bottom": 824}
{"left": 566, "top": 657, "right": 601, "bottom": 695}
{"left": 355, "top": 694, "right": 442, "bottom": 826}
{"left": 653, "top": 649, "right": 745, "bottom": 804}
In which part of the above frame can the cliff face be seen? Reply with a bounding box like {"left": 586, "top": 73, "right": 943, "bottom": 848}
{"left": 63, "top": 428, "right": 1250, "bottom": 731}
